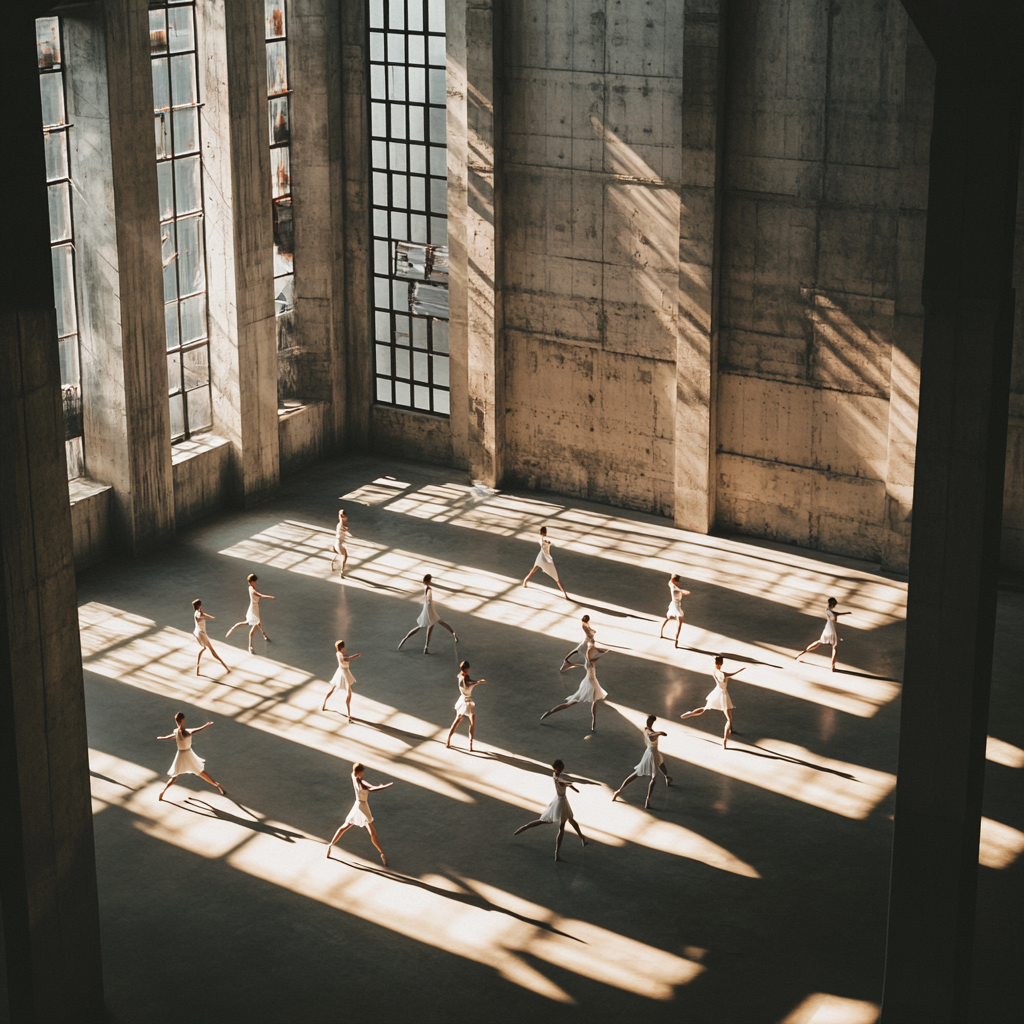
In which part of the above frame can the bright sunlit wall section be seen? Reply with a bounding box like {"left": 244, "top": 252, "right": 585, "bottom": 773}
{"left": 368, "top": 0, "right": 450, "bottom": 416}
{"left": 150, "top": 1, "right": 212, "bottom": 442}
{"left": 266, "top": 1, "right": 294, "bottom": 317}
{"left": 37, "top": 17, "right": 85, "bottom": 481}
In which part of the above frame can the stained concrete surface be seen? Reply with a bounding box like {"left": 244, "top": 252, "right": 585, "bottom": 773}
{"left": 77, "top": 456, "right": 1022, "bottom": 1023}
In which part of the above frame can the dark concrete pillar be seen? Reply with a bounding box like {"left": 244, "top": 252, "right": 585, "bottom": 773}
{"left": 882, "top": 5, "right": 1023, "bottom": 1021}
{"left": 0, "top": 7, "right": 104, "bottom": 1022}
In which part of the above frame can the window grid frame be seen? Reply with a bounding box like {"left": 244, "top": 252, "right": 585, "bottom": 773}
{"left": 368, "top": 0, "right": 450, "bottom": 417}
{"left": 37, "top": 14, "right": 85, "bottom": 479}
{"left": 266, "top": 0, "right": 294, "bottom": 316}
{"left": 150, "top": 0, "right": 212, "bottom": 443}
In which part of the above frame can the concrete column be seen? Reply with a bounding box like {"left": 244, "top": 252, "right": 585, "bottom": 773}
{"left": 449, "top": 0, "right": 503, "bottom": 484}
{"left": 65, "top": 1, "right": 176, "bottom": 555}
{"left": 0, "top": 8, "right": 103, "bottom": 1021}
{"left": 279, "top": 0, "right": 346, "bottom": 438}
{"left": 675, "top": 0, "right": 724, "bottom": 533}
{"left": 881, "top": 10, "right": 1023, "bottom": 1019}
{"left": 340, "top": 0, "right": 372, "bottom": 449}
{"left": 200, "top": 0, "right": 280, "bottom": 503}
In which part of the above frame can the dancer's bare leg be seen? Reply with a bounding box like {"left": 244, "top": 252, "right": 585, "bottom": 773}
{"left": 679, "top": 707, "right": 707, "bottom": 721}
{"left": 723, "top": 708, "right": 734, "bottom": 749}
{"left": 522, "top": 567, "right": 540, "bottom": 588}
{"left": 436, "top": 620, "right": 458, "bottom": 644}
{"left": 590, "top": 700, "right": 599, "bottom": 732}
{"left": 322, "top": 686, "right": 336, "bottom": 711}
{"left": 795, "top": 640, "right": 822, "bottom": 662}
{"left": 560, "top": 648, "right": 581, "bottom": 672}
{"left": 540, "top": 701, "right": 575, "bottom": 721}
{"left": 330, "top": 546, "right": 339, "bottom": 571}
{"left": 326, "top": 822, "right": 353, "bottom": 857}
{"left": 247, "top": 624, "right": 260, "bottom": 653}
{"left": 212, "top": 647, "right": 229, "bottom": 672}
{"left": 344, "top": 686, "right": 353, "bottom": 722}
{"left": 612, "top": 773, "right": 638, "bottom": 801}
{"left": 555, "top": 824, "right": 565, "bottom": 861}
{"left": 423, "top": 624, "right": 435, "bottom": 653}
{"left": 645, "top": 776, "right": 657, "bottom": 809}
{"left": 159, "top": 775, "right": 177, "bottom": 800}
{"left": 226, "top": 621, "right": 247, "bottom": 638}
{"left": 513, "top": 819, "right": 546, "bottom": 835}
{"left": 199, "top": 770, "right": 224, "bottom": 794}
{"left": 830, "top": 643, "right": 838, "bottom": 672}
{"left": 558, "top": 581, "right": 570, "bottom": 600}
{"left": 568, "top": 816, "right": 587, "bottom": 847}
{"left": 341, "top": 547, "right": 348, "bottom": 577}
{"left": 659, "top": 616, "right": 671, "bottom": 639}
{"left": 468, "top": 714, "right": 476, "bottom": 752}
{"left": 196, "top": 647, "right": 205, "bottom": 675}
{"left": 658, "top": 762, "right": 672, "bottom": 786}
{"left": 673, "top": 618, "right": 684, "bottom": 646}
{"left": 367, "top": 823, "right": 386, "bottom": 866}
{"left": 446, "top": 713, "right": 464, "bottom": 748}
{"left": 398, "top": 625, "right": 422, "bottom": 650}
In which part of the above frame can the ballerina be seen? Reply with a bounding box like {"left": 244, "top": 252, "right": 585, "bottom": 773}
{"left": 522, "top": 526, "right": 569, "bottom": 599}
{"left": 679, "top": 655, "right": 744, "bottom": 748}
{"left": 322, "top": 639, "right": 361, "bottom": 718}
{"left": 559, "top": 614, "right": 608, "bottom": 672}
{"left": 326, "top": 763, "right": 393, "bottom": 866}
{"left": 446, "top": 661, "right": 486, "bottom": 751}
{"left": 795, "top": 597, "right": 851, "bottom": 672}
{"left": 157, "top": 713, "right": 224, "bottom": 800}
{"left": 659, "top": 573, "right": 692, "bottom": 645}
{"left": 225, "top": 573, "right": 275, "bottom": 654}
{"left": 612, "top": 715, "right": 672, "bottom": 808}
{"left": 513, "top": 759, "right": 587, "bottom": 862}
{"left": 330, "top": 509, "right": 350, "bottom": 577}
{"left": 398, "top": 574, "right": 458, "bottom": 654}
{"left": 191, "top": 599, "right": 229, "bottom": 676}
{"left": 541, "top": 643, "right": 608, "bottom": 732}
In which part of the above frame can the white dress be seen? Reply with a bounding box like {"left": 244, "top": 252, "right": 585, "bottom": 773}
{"left": 634, "top": 729, "right": 665, "bottom": 777}
{"left": 168, "top": 731, "right": 206, "bottom": 777}
{"left": 193, "top": 612, "right": 213, "bottom": 648}
{"left": 416, "top": 585, "right": 441, "bottom": 628}
{"left": 343, "top": 776, "right": 373, "bottom": 828}
{"left": 703, "top": 668, "right": 734, "bottom": 711}
{"left": 819, "top": 608, "right": 839, "bottom": 645}
{"left": 565, "top": 622, "right": 596, "bottom": 663}
{"left": 534, "top": 536, "right": 560, "bottom": 581}
{"left": 666, "top": 581, "right": 685, "bottom": 620}
{"left": 565, "top": 658, "right": 608, "bottom": 704}
{"left": 454, "top": 677, "right": 476, "bottom": 715}
{"left": 334, "top": 523, "right": 350, "bottom": 551}
{"left": 330, "top": 651, "right": 356, "bottom": 691}
{"left": 245, "top": 588, "right": 260, "bottom": 626}
{"left": 538, "top": 773, "right": 574, "bottom": 825}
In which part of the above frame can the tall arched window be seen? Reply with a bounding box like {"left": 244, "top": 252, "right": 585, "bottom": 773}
{"left": 368, "top": 0, "right": 450, "bottom": 416}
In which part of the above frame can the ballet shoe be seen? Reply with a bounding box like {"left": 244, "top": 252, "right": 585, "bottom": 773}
{"left": 248, "top": 646, "right": 255, "bottom": 655}
{"left": 540, "top": 711, "right": 551, "bottom": 721}
{"left": 380, "top": 854, "right": 387, "bottom": 866}
{"left": 423, "top": 647, "right": 430, "bottom": 655}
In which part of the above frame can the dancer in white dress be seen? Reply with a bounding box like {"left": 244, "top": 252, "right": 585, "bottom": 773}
{"left": 326, "top": 763, "right": 393, "bottom": 865}
{"left": 330, "top": 509, "right": 350, "bottom": 577}
{"left": 679, "top": 656, "right": 744, "bottom": 748}
{"left": 795, "top": 597, "right": 851, "bottom": 672}
{"left": 225, "top": 574, "right": 275, "bottom": 654}
{"left": 559, "top": 614, "right": 608, "bottom": 672}
{"left": 191, "top": 599, "right": 229, "bottom": 676}
{"left": 157, "top": 713, "right": 224, "bottom": 800}
{"left": 659, "top": 573, "right": 692, "bottom": 645}
{"left": 398, "top": 574, "right": 458, "bottom": 653}
{"left": 446, "top": 661, "right": 486, "bottom": 751}
{"left": 522, "top": 526, "right": 569, "bottom": 599}
{"left": 612, "top": 715, "right": 672, "bottom": 808}
{"left": 322, "top": 639, "right": 361, "bottom": 718}
{"left": 541, "top": 643, "right": 608, "bottom": 732}
{"left": 513, "top": 760, "right": 588, "bottom": 861}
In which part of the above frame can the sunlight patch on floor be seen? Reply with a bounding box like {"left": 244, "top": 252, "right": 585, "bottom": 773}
{"left": 780, "top": 992, "right": 879, "bottom": 1023}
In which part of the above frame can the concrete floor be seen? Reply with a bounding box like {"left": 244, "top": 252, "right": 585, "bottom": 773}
{"left": 78, "top": 456, "right": 1022, "bottom": 1024}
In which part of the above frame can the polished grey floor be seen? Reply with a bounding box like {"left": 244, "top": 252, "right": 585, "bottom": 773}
{"left": 78, "top": 455, "right": 1023, "bottom": 1023}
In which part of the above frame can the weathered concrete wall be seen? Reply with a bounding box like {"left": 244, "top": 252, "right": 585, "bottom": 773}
{"left": 69, "top": 479, "right": 112, "bottom": 571}
{"left": 172, "top": 435, "right": 233, "bottom": 527}
{"left": 715, "top": 0, "right": 932, "bottom": 570}
{"left": 279, "top": 401, "right": 329, "bottom": 477}
{"left": 370, "top": 405, "right": 454, "bottom": 466}
{"left": 500, "top": 0, "right": 685, "bottom": 516}
{"left": 1002, "top": 139, "right": 1024, "bottom": 571}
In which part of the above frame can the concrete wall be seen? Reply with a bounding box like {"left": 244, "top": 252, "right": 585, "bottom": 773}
{"left": 68, "top": 479, "right": 111, "bottom": 571}
{"left": 279, "top": 401, "right": 330, "bottom": 476}
{"left": 1002, "top": 139, "right": 1024, "bottom": 571}
{"left": 172, "top": 435, "right": 233, "bottom": 527}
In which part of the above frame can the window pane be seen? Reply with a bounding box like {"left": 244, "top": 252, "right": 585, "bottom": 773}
{"left": 48, "top": 182, "right": 71, "bottom": 243}
{"left": 167, "top": 6, "right": 194, "bottom": 53}
{"left": 374, "top": 276, "right": 390, "bottom": 308}
{"left": 391, "top": 104, "right": 408, "bottom": 140}
{"left": 368, "top": 1, "right": 384, "bottom": 29}
{"left": 374, "top": 239, "right": 389, "bottom": 275}
{"left": 375, "top": 312, "right": 390, "bottom": 340}
{"left": 408, "top": 146, "right": 426, "bottom": 175}
{"left": 395, "top": 381, "right": 411, "bottom": 406}
{"left": 149, "top": 9, "right": 167, "bottom": 54}
{"left": 408, "top": 35, "right": 424, "bottom": 65}
{"left": 429, "top": 106, "right": 446, "bottom": 144}
{"left": 389, "top": 2, "right": 405, "bottom": 30}
{"left": 413, "top": 385, "right": 430, "bottom": 410}
{"left": 371, "top": 101, "right": 386, "bottom": 137}
{"left": 375, "top": 344, "right": 391, "bottom": 375}
{"left": 370, "top": 64, "right": 385, "bottom": 101}
{"left": 51, "top": 245, "right": 76, "bottom": 338}
{"left": 433, "top": 354, "right": 450, "bottom": 387}
{"left": 407, "top": 106, "right": 423, "bottom": 141}
{"left": 413, "top": 350, "right": 428, "bottom": 382}
{"left": 187, "top": 385, "right": 211, "bottom": 434}
{"left": 39, "top": 74, "right": 65, "bottom": 128}
{"left": 267, "top": 41, "right": 288, "bottom": 95}
{"left": 430, "top": 216, "right": 447, "bottom": 245}
{"left": 169, "top": 393, "right": 185, "bottom": 439}
{"left": 430, "top": 146, "right": 446, "bottom": 175}
{"left": 182, "top": 345, "right": 209, "bottom": 390}
{"left": 172, "top": 106, "right": 199, "bottom": 155}
{"left": 430, "top": 176, "right": 447, "bottom": 215}
{"left": 387, "top": 33, "right": 405, "bottom": 63}
{"left": 66, "top": 436, "right": 85, "bottom": 480}
{"left": 428, "top": 0, "right": 446, "bottom": 32}
{"left": 432, "top": 319, "right": 449, "bottom": 353}
{"left": 152, "top": 58, "right": 170, "bottom": 112}
{"left": 164, "top": 302, "right": 179, "bottom": 350}
{"left": 433, "top": 388, "right": 450, "bottom": 415}
{"left": 395, "top": 348, "right": 409, "bottom": 379}
{"left": 161, "top": 224, "right": 178, "bottom": 301}
{"left": 167, "top": 352, "right": 182, "bottom": 395}
{"left": 37, "top": 17, "right": 61, "bottom": 67}
{"left": 44, "top": 131, "right": 68, "bottom": 181}
{"left": 376, "top": 378, "right": 392, "bottom": 403}
{"left": 157, "top": 162, "right": 174, "bottom": 221}
{"left": 273, "top": 198, "right": 294, "bottom": 273}
{"left": 429, "top": 67, "right": 446, "bottom": 104}
{"left": 169, "top": 54, "right": 196, "bottom": 107}
{"left": 265, "top": 0, "right": 286, "bottom": 39}
{"left": 411, "top": 316, "right": 428, "bottom": 347}
{"left": 58, "top": 336, "right": 80, "bottom": 388}
{"left": 408, "top": 66, "right": 425, "bottom": 103}
{"left": 387, "top": 65, "right": 406, "bottom": 102}
{"left": 271, "top": 147, "right": 291, "bottom": 198}
{"left": 369, "top": 32, "right": 384, "bottom": 62}
{"left": 410, "top": 214, "right": 427, "bottom": 243}
{"left": 373, "top": 208, "right": 388, "bottom": 236}
{"left": 174, "top": 154, "right": 202, "bottom": 213}
{"left": 411, "top": 282, "right": 448, "bottom": 318}
{"left": 391, "top": 174, "right": 408, "bottom": 209}
{"left": 274, "top": 274, "right": 294, "bottom": 314}
{"left": 392, "top": 278, "right": 409, "bottom": 312}
{"left": 428, "top": 35, "right": 445, "bottom": 66}
{"left": 389, "top": 141, "right": 408, "bottom": 171}
{"left": 179, "top": 293, "right": 207, "bottom": 343}
{"left": 155, "top": 114, "right": 170, "bottom": 157}
{"left": 176, "top": 216, "right": 205, "bottom": 296}
{"left": 407, "top": 0, "right": 423, "bottom": 32}
{"left": 269, "top": 96, "right": 290, "bottom": 144}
